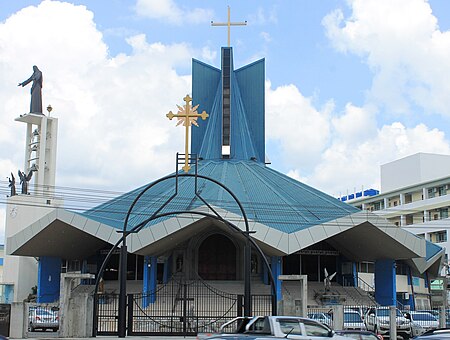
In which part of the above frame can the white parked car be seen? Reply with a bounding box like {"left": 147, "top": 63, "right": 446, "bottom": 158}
{"left": 343, "top": 310, "right": 366, "bottom": 331}
{"left": 308, "top": 312, "right": 333, "bottom": 327}
{"left": 28, "top": 307, "right": 59, "bottom": 332}
{"left": 406, "top": 311, "right": 439, "bottom": 337}
{"left": 364, "top": 307, "right": 411, "bottom": 339}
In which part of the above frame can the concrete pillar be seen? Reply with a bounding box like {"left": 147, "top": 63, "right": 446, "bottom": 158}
{"left": 37, "top": 256, "right": 61, "bottom": 303}
{"left": 423, "top": 187, "right": 428, "bottom": 200}
{"left": 143, "top": 256, "right": 157, "bottom": 307}
{"left": 9, "top": 302, "right": 25, "bottom": 339}
{"left": 59, "top": 273, "right": 94, "bottom": 338}
{"left": 375, "top": 259, "right": 396, "bottom": 306}
{"left": 163, "top": 255, "right": 172, "bottom": 284}
{"left": 262, "top": 256, "right": 269, "bottom": 285}
{"left": 332, "top": 305, "right": 344, "bottom": 330}
{"left": 271, "top": 256, "right": 282, "bottom": 301}
{"left": 389, "top": 306, "right": 397, "bottom": 340}
{"left": 384, "top": 197, "right": 388, "bottom": 209}
{"left": 424, "top": 210, "right": 429, "bottom": 222}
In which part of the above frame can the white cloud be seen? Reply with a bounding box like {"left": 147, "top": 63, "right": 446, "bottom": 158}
{"left": 0, "top": 0, "right": 205, "bottom": 198}
{"left": 266, "top": 79, "right": 450, "bottom": 196}
{"left": 322, "top": 0, "right": 450, "bottom": 117}
{"left": 266, "top": 81, "right": 332, "bottom": 170}
{"left": 135, "top": 0, "right": 213, "bottom": 25}
{"left": 300, "top": 121, "right": 450, "bottom": 196}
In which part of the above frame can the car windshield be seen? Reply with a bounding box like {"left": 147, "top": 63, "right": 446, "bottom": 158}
{"left": 412, "top": 313, "right": 437, "bottom": 321}
{"left": 345, "top": 313, "right": 363, "bottom": 322}
{"left": 378, "top": 309, "right": 402, "bottom": 317}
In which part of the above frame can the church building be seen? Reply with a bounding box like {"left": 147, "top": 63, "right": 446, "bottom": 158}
{"left": 3, "top": 43, "right": 444, "bottom": 314}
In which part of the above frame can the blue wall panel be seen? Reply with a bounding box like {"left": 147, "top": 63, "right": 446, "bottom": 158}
{"left": 37, "top": 256, "right": 61, "bottom": 303}
{"left": 271, "top": 256, "right": 282, "bottom": 301}
{"left": 235, "top": 59, "right": 265, "bottom": 162}
{"left": 143, "top": 256, "right": 157, "bottom": 307}
{"left": 375, "top": 259, "right": 396, "bottom": 306}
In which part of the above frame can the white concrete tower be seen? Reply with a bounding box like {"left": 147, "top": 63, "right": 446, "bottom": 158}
{"left": 2, "top": 110, "right": 63, "bottom": 302}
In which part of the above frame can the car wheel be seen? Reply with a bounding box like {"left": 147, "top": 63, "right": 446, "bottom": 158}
{"left": 52, "top": 328, "right": 57, "bottom": 332}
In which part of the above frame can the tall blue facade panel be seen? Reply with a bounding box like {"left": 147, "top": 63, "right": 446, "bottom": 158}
{"left": 374, "top": 259, "right": 396, "bottom": 306}
{"left": 235, "top": 59, "right": 265, "bottom": 163}
{"left": 230, "top": 75, "right": 258, "bottom": 160}
{"left": 198, "top": 86, "right": 223, "bottom": 160}
{"left": 191, "top": 59, "right": 221, "bottom": 156}
{"left": 37, "top": 256, "right": 61, "bottom": 303}
{"left": 143, "top": 256, "right": 157, "bottom": 307}
{"left": 271, "top": 256, "right": 282, "bottom": 301}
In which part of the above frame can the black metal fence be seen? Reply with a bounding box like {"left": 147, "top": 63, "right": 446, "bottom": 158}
{"left": 95, "top": 278, "right": 274, "bottom": 336}
{"left": 95, "top": 293, "right": 120, "bottom": 335}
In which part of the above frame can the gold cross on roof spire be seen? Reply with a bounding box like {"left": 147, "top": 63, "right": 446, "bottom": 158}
{"left": 166, "top": 95, "right": 209, "bottom": 172}
{"left": 211, "top": 6, "right": 247, "bottom": 47}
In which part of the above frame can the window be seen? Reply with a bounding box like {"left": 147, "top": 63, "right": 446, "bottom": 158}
{"left": 405, "top": 193, "right": 412, "bottom": 204}
{"left": 303, "top": 320, "right": 330, "bottom": 337}
{"left": 440, "top": 208, "right": 448, "bottom": 219}
{"left": 428, "top": 188, "right": 435, "bottom": 199}
{"left": 436, "top": 231, "right": 447, "bottom": 243}
{"left": 396, "top": 262, "right": 408, "bottom": 275}
{"left": 358, "top": 261, "right": 374, "bottom": 273}
{"left": 277, "top": 319, "right": 302, "bottom": 335}
{"left": 439, "top": 186, "right": 447, "bottom": 196}
{"left": 247, "top": 317, "right": 271, "bottom": 334}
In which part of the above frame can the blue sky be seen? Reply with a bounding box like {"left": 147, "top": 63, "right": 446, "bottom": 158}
{"left": 1, "top": 0, "right": 450, "bottom": 230}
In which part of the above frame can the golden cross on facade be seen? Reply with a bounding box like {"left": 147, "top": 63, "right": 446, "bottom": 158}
{"left": 211, "top": 6, "right": 247, "bottom": 47}
{"left": 166, "top": 95, "right": 209, "bottom": 172}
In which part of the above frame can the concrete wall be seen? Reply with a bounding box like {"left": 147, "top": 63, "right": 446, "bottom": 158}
{"left": 9, "top": 302, "right": 25, "bottom": 339}
{"left": 59, "top": 273, "right": 94, "bottom": 338}
{"left": 381, "top": 153, "right": 450, "bottom": 192}
{"left": 3, "top": 196, "right": 63, "bottom": 302}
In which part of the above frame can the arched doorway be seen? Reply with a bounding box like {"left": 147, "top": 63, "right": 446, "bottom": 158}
{"left": 198, "top": 234, "right": 237, "bottom": 280}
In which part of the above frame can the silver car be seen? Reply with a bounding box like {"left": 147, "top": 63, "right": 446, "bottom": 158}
{"left": 28, "top": 307, "right": 59, "bottom": 332}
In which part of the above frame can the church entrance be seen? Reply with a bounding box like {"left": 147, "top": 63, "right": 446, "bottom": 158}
{"left": 198, "top": 234, "right": 237, "bottom": 280}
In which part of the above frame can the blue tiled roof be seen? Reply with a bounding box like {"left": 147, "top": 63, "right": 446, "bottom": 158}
{"left": 78, "top": 160, "right": 358, "bottom": 234}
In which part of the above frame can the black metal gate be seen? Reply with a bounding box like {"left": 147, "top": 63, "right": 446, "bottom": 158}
{"left": 95, "top": 278, "right": 273, "bottom": 336}
{"left": 0, "top": 304, "right": 10, "bottom": 337}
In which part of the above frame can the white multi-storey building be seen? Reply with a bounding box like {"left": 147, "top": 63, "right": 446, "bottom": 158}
{"left": 346, "top": 153, "right": 450, "bottom": 272}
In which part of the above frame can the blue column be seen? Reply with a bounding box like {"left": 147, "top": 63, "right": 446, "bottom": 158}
{"left": 37, "top": 256, "right": 61, "bottom": 303}
{"left": 143, "top": 256, "right": 157, "bottom": 307}
{"left": 271, "top": 256, "right": 282, "bottom": 301}
{"left": 375, "top": 259, "right": 396, "bottom": 306}
{"left": 352, "top": 262, "right": 358, "bottom": 287}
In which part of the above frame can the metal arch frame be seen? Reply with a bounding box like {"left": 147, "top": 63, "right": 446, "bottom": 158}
{"left": 93, "top": 173, "right": 278, "bottom": 337}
